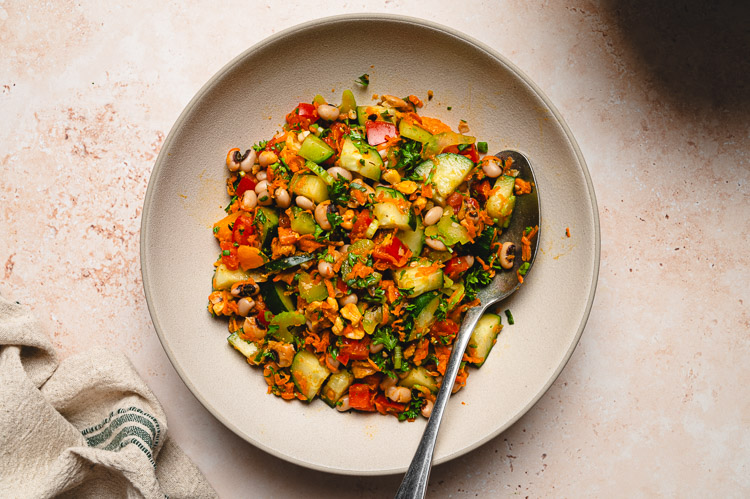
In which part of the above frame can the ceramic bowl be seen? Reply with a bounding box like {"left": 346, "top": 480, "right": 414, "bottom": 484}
{"left": 141, "top": 14, "right": 600, "bottom": 475}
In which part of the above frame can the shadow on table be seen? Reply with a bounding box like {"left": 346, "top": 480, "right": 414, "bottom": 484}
{"left": 601, "top": 0, "right": 750, "bottom": 119}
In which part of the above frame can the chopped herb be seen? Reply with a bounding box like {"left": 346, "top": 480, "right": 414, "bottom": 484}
{"left": 464, "top": 266, "right": 493, "bottom": 301}
{"left": 518, "top": 262, "right": 530, "bottom": 276}
{"left": 397, "top": 139, "right": 423, "bottom": 178}
{"left": 477, "top": 141, "right": 488, "bottom": 153}
{"left": 372, "top": 326, "right": 398, "bottom": 351}
{"left": 504, "top": 309, "right": 514, "bottom": 325}
{"left": 398, "top": 397, "right": 425, "bottom": 421}
{"left": 224, "top": 195, "right": 237, "bottom": 213}
{"left": 322, "top": 253, "right": 335, "bottom": 263}
{"left": 213, "top": 226, "right": 219, "bottom": 233}
{"left": 222, "top": 250, "right": 230, "bottom": 256}
{"left": 356, "top": 73, "right": 370, "bottom": 87}
{"left": 435, "top": 296, "right": 449, "bottom": 321}
{"left": 327, "top": 211, "right": 344, "bottom": 230}
{"left": 525, "top": 226, "right": 533, "bottom": 235}
{"left": 253, "top": 349, "right": 276, "bottom": 363}
{"left": 447, "top": 106, "right": 452, "bottom": 110}
{"left": 457, "top": 143, "right": 470, "bottom": 151}
{"left": 252, "top": 140, "right": 268, "bottom": 152}
{"left": 233, "top": 242, "right": 239, "bottom": 247}
{"left": 274, "top": 142, "right": 285, "bottom": 152}
{"left": 328, "top": 178, "right": 350, "bottom": 206}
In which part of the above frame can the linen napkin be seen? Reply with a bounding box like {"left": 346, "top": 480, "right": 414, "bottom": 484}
{"left": 0, "top": 294, "right": 217, "bottom": 498}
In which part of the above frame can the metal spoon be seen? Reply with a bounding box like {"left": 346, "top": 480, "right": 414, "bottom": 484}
{"left": 395, "top": 150, "right": 541, "bottom": 499}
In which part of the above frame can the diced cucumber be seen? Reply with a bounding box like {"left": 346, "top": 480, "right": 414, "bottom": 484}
{"left": 398, "top": 120, "right": 433, "bottom": 143}
{"left": 408, "top": 291, "right": 441, "bottom": 341}
{"left": 425, "top": 153, "right": 475, "bottom": 203}
{"left": 339, "top": 90, "right": 356, "bottom": 114}
{"left": 270, "top": 311, "right": 305, "bottom": 343}
{"left": 430, "top": 207, "right": 471, "bottom": 246}
{"left": 290, "top": 206, "right": 316, "bottom": 235}
{"left": 320, "top": 370, "right": 354, "bottom": 407}
{"left": 263, "top": 253, "right": 316, "bottom": 272}
{"left": 298, "top": 134, "right": 334, "bottom": 163}
{"left": 486, "top": 176, "right": 516, "bottom": 227}
{"left": 373, "top": 186, "right": 413, "bottom": 231}
{"left": 414, "top": 159, "right": 434, "bottom": 180}
{"left": 399, "top": 366, "right": 438, "bottom": 393}
{"left": 356, "top": 105, "right": 393, "bottom": 126}
{"left": 291, "top": 349, "right": 331, "bottom": 401}
{"left": 213, "top": 264, "right": 254, "bottom": 290}
{"left": 467, "top": 314, "right": 503, "bottom": 367}
{"left": 305, "top": 160, "right": 335, "bottom": 185}
{"left": 444, "top": 282, "right": 465, "bottom": 311}
{"left": 289, "top": 174, "right": 330, "bottom": 203}
{"left": 254, "top": 207, "right": 279, "bottom": 250}
{"left": 362, "top": 306, "right": 382, "bottom": 334}
{"left": 339, "top": 137, "right": 383, "bottom": 181}
{"left": 227, "top": 332, "right": 260, "bottom": 364}
{"left": 394, "top": 259, "right": 444, "bottom": 297}
{"left": 298, "top": 272, "right": 328, "bottom": 302}
{"left": 397, "top": 217, "right": 425, "bottom": 256}
{"left": 364, "top": 219, "right": 379, "bottom": 239}
{"left": 259, "top": 281, "right": 295, "bottom": 314}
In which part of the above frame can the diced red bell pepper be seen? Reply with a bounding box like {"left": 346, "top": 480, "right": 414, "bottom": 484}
{"left": 348, "top": 384, "right": 376, "bottom": 411}
{"left": 374, "top": 394, "right": 406, "bottom": 416}
{"left": 232, "top": 215, "right": 255, "bottom": 246}
{"left": 339, "top": 337, "right": 371, "bottom": 361}
{"left": 471, "top": 179, "right": 492, "bottom": 204}
{"left": 373, "top": 235, "right": 408, "bottom": 261}
{"left": 220, "top": 241, "right": 239, "bottom": 270}
{"left": 444, "top": 256, "right": 472, "bottom": 280}
{"left": 366, "top": 121, "right": 398, "bottom": 146}
{"left": 235, "top": 176, "right": 257, "bottom": 198}
{"left": 335, "top": 278, "right": 349, "bottom": 295}
{"left": 431, "top": 319, "right": 459, "bottom": 340}
{"left": 296, "top": 102, "right": 317, "bottom": 118}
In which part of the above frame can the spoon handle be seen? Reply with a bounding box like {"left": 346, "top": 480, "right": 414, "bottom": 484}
{"left": 395, "top": 304, "right": 487, "bottom": 499}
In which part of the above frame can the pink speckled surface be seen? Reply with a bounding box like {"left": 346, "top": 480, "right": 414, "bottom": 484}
{"left": 2, "top": 1, "right": 748, "bottom": 497}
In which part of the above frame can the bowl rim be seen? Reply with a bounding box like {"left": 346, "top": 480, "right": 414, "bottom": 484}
{"left": 140, "top": 12, "right": 601, "bottom": 476}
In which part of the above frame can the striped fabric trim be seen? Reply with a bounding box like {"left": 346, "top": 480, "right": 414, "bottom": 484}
{"left": 80, "top": 407, "right": 162, "bottom": 467}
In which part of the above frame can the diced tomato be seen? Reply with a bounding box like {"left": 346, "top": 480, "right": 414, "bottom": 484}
{"left": 443, "top": 144, "right": 479, "bottom": 162}
{"left": 365, "top": 121, "right": 398, "bottom": 146}
{"left": 335, "top": 278, "right": 349, "bottom": 295}
{"left": 235, "top": 176, "right": 257, "bottom": 198}
{"left": 374, "top": 394, "right": 406, "bottom": 416}
{"left": 349, "top": 210, "right": 373, "bottom": 240}
{"left": 256, "top": 306, "right": 271, "bottom": 327}
{"left": 285, "top": 103, "right": 317, "bottom": 130}
{"left": 446, "top": 192, "right": 463, "bottom": 212}
{"left": 220, "top": 241, "right": 239, "bottom": 270}
{"left": 336, "top": 352, "right": 350, "bottom": 366}
{"left": 460, "top": 144, "right": 479, "bottom": 162}
{"left": 232, "top": 215, "right": 255, "bottom": 246}
{"left": 348, "top": 384, "right": 376, "bottom": 411}
{"left": 444, "top": 256, "right": 472, "bottom": 280}
{"left": 297, "top": 102, "right": 317, "bottom": 118}
{"left": 339, "top": 337, "right": 371, "bottom": 361}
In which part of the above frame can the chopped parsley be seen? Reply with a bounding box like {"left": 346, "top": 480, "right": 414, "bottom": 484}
{"left": 397, "top": 139, "right": 423, "bottom": 178}
{"left": 328, "top": 178, "right": 350, "bottom": 206}
{"left": 398, "top": 397, "right": 426, "bottom": 421}
{"left": 464, "top": 266, "right": 493, "bottom": 301}
{"left": 372, "top": 326, "right": 398, "bottom": 351}
{"left": 252, "top": 140, "right": 268, "bottom": 152}
{"left": 356, "top": 73, "right": 370, "bottom": 87}
{"left": 504, "top": 309, "right": 514, "bottom": 325}
{"left": 477, "top": 141, "right": 488, "bottom": 153}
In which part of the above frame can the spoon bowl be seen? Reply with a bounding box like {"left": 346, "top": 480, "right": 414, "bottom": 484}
{"left": 396, "top": 150, "right": 541, "bottom": 499}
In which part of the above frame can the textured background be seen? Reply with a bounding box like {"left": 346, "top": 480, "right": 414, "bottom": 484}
{"left": 2, "top": 0, "right": 748, "bottom": 497}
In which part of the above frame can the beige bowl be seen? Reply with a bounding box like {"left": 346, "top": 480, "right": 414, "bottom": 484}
{"left": 141, "top": 14, "right": 599, "bottom": 475}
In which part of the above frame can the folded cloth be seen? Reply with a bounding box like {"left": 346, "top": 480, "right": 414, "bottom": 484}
{"left": 0, "top": 295, "right": 217, "bottom": 498}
